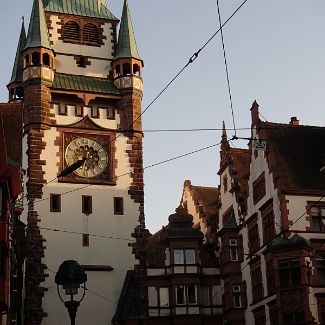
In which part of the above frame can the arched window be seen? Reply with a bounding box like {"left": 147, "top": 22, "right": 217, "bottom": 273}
{"left": 24, "top": 54, "right": 30, "bottom": 67}
{"left": 9, "top": 88, "right": 15, "bottom": 100}
{"left": 115, "top": 64, "right": 121, "bottom": 77}
{"left": 16, "top": 87, "right": 24, "bottom": 98}
{"left": 83, "top": 23, "right": 99, "bottom": 45}
{"left": 133, "top": 64, "right": 140, "bottom": 76}
{"left": 122, "top": 63, "right": 131, "bottom": 76}
{"left": 43, "top": 53, "right": 50, "bottom": 66}
{"left": 63, "top": 21, "right": 80, "bottom": 42}
{"left": 32, "top": 52, "right": 40, "bottom": 65}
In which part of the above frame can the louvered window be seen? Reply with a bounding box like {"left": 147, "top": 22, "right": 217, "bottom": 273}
{"left": 63, "top": 21, "right": 80, "bottom": 42}
{"left": 83, "top": 23, "right": 99, "bottom": 45}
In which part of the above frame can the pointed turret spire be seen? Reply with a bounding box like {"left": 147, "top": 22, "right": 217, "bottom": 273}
{"left": 221, "top": 121, "right": 228, "bottom": 145}
{"left": 219, "top": 121, "right": 231, "bottom": 172}
{"left": 8, "top": 19, "right": 26, "bottom": 85}
{"left": 25, "top": 0, "right": 51, "bottom": 50}
{"left": 115, "top": 0, "right": 141, "bottom": 60}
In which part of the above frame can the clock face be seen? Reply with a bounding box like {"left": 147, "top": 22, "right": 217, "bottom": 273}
{"left": 65, "top": 137, "right": 108, "bottom": 178}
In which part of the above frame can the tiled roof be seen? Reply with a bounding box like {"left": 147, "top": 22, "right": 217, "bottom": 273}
{"left": 262, "top": 121, "right": 325, "bottom": 192}
{"left": 115, "top": 0, "right": 141, "bottom": 60}
{"left": 52, "top": 73, "right": 120, "bottom": 94}
{"left": 0, "top": 103, "right": 23, "bottom": 163}
{"left": 45, "top": 0, "right": 118, "bottom": 20}
{"left": 25, "top": 0, "right": 52, "bottom": 50}
{"left": 9, "top": 22, "right": 26, "bottom": 85}
{"left": 191, "top": 185, "right": 219, "bottom": 218}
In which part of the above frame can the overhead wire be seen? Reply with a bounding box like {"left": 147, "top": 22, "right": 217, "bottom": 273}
{"left": 21, "top": 0, "right": 249, "bottom": 196}
{"left": 197, "top": 194, "right": 325, "bottom": 312}
{"left": 216, "top": 0, "right": 237, "bottom": 137}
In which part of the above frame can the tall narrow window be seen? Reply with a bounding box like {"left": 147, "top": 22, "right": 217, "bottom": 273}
{"left": 82, "top": 234, "right": 89, "bottom": 247}
{"left": 114, "top": 197, "right": 124, "bottom": 215}
{"left": 32, "top": 52, "right": 40, "bottom": 65}
{"left": 248, "top": 216, "right": 260, "bottom": 254}
{"left": 43, "top": 53, "right": 50, "bottom": 66}
{"left": 176, "top": 285, "right": 185, "bottom": 305}
{"left": 251, "top": 265, "right": 263, "bottom": 302}
{"left": 75, "top": 106, "right": 83, "bottom": 117}
{"left": 91, "top": 106, "right": 99, "bottom": 118}
{"left": 279, "top": 259, "right": 301, "bottom": 287}
{"left": 82, "top": 196, "right": 92, "bottom": 215}
{"left": 63, "top": 21, "right": 80, "bottom": 42}
{"left": 159, "top": 288, "right": 169, "bottom": 307}
{"left": 311, "top": 205, "right": 325, "bottom": 231}
{"left": 229, "top": 239, "right": 238, "bottom": 261}
{"left": 232, "top": 285, "right": 242, "bottom": 308}
{"left": 253, "top": 172, "right": 266, "bottom": 204}
{"left": 262, "top": 201, "right": 275, "bottom": 244}
{"left": 50, "top": 194, "right": 61, "bottom": 212}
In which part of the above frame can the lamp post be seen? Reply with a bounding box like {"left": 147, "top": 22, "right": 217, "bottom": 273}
{"left": 55, "top": 260, "right": 87, "bottom": 325}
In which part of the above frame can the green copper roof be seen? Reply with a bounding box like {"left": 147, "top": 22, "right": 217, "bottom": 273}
{"left": 9, "top": 21, "right": 26, "bottom": 85}
{"left": 115, "top": 0, "right": 140, "bottom": 60}
{"left": 25, "top": 0, "right": 52, "bottom": 50}
{"left": 52, "top": 73, "right": 120, "bottom": 94}
{"left": 267, "top": 234, "right": 313, "bottom": 251}
{"left": 45, "top": 0, "right": 118, "bottom": 20}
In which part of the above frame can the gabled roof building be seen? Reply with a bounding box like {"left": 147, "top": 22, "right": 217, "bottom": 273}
{"left": 218, "top": 101, "right": 325, "bottom": 325}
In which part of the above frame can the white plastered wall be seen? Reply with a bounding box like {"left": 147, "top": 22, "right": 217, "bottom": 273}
{"left": 49, "top": 14, "right": 114, "bottom": 78}
{"left": 25, "top": 108, "right": 140, "bottom": 324}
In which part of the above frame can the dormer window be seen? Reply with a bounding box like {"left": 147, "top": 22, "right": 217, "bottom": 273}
{"left": 83, "top": 23, "right": 99, "bottom": 45}
{"left": 63, "top": 21, "right": 80, "bottom": 42}
{"left": 174, "top": 249, "right": 196, "bottom": 265}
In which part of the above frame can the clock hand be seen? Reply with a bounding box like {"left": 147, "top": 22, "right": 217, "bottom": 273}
{"left": 58, "top": 157, "right": 87, "bottom": 178}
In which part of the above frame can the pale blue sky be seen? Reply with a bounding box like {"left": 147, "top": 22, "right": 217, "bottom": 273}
{"left": 1, "top": 1, "right": 324, "bottom": 232}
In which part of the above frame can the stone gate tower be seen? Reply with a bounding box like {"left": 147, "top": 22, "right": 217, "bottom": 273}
{"left": 8, "top": 0, "right": 145, "bottom": 324}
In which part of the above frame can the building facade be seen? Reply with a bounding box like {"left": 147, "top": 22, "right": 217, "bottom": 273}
{"left": 0, "top": 105, "right": 24, "bottom": 325}
{"left": 113, "top": 207, "right": 223, "bottom": 324}
{"left": 218, "top": 102, "right": 325, "bottom": 324}
{"left": 5, "top": 0, "right": 145, "bottom": 324}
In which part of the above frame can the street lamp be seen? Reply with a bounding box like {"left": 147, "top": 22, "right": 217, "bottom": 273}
{"left": 55, "top": 260, "right": 87, "bottom": 325}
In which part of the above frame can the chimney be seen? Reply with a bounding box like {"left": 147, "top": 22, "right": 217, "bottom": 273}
{"left": 290, "top": 117, "right": 299, "bottom": 125}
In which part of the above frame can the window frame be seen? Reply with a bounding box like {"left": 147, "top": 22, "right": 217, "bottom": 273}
{"left": 75, "top": 106, "right": 83, "bottom": 117}
{"left": 82, "top": 234, "right": 89, "bottom": 247}
{"left": 173, "top": 248, "right": 196, "bottom": 265}
{"left": 114, "top": 197, "right": 124, "bottom": 215}
{"left": 232, "top": 284, "right": 242, "bottom": 308}
{"left": 50, "top": 193, "right": 61, "bottom": 212}
{"left": 175, "top": 284, "right": 197, "bottom": 305}
{"left": 91, "top": 106, "right": 99, "bottom": 118}
{"left": 279, "top": 259, "right": 301, "bottom": 287}
{"left": 82, "top": 195, "right": 92, "bottom": 215}
{"left": 310, "top": 205, "right": 325, "bottom": 232}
